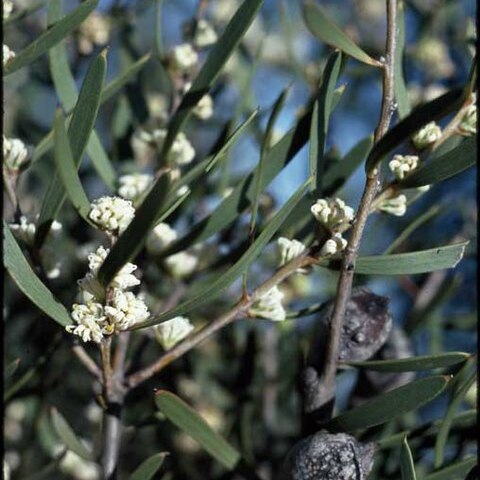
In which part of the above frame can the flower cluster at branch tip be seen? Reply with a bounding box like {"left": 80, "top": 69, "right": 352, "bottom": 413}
{"left": 412, "top": 121, "right": 442, "bottom": 149}
{"left": 3, "top": 44, "right": 15, "bottom": 66}
{"left": 249, "top": 286, "right": 286, "bottom": 322}
{"left": 88, "top": 196, "right": 135, "bottom": 234}
{"left": 164, "top": 251, "right": 199, "bottom": 278}
{"left": 117, "top": 173, "right": 153, "bottom": 202}
{"left": 277, "top": 237, "right": 308, "bottom": 273}
{"left": 168, "top": 43, "right": 198, "bottom": 74}
{"left": 77, "top": 11, "right": 111, "bottom": 55}
{"left": 388, "top": 154, "right": 419, "bottom": 180}
{"left": 311, "top": 197, "right": 354, "bottom": 230}
{"left": 3, "top": 0, "right": 13, "bottom": 19}
{"left": 184, "top": 82, "right": 214, "bottom": 120}
{"left": 155, "top": 316, "right": 194, "bottom": 350}
{"left": 3, "top": 136, "right": 31, "bottom": 171}
{"left": 459, "top": 103, "right": 477, "bottom": 136}
{"left": 378, "top": 194, "right": 407, "bottom": 216}
{"left": 9, "top": 216, "right": 62, "bottom": 246}
{"left": 320, "top": 232, "right": 348, "bottom": 256}
{"left": 146, "top": 223, "right": 178, "bottom": 254}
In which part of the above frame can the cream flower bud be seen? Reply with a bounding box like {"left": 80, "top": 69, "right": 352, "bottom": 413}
{"left": 412, "top": 122, "right": 442, "bottom": 149}
{"left": 184, "top": 82, "right": 214, "bottom": 120}
{"left": 3, "top": 136, "right": 31, "bottom": 171}
{"left": 168, "top": 43, "right": 198, "bottom": 74}
{"left": 66, "top": 302, "right": 106, "bottom": 343}
{"left": 277, "top": 237, "right": 307, "bottom": 273}
{"left": 388, "top": 155, "right": 419, "bottom": 180}
{"left": 459, "top": 104, "right": 477, "bottom": 136}
{"left": 320, "top": 232, "right": 348, "bottom": 257}
{"left": 169, "top": 131, "right": 196, "bottom": 165}
{"left": 193, "top": 19, "right": 218, "bottom": 48}
{"left": 59, "top": 449, "right": 101, "bottom": 480}
{"left": 88, "top": 196, "right": 135, "bottom": 234}
{"left": 3, "top": 44, "right": 15, "bottom": 67}
{"left": 155, "top": 316, "right": 194, "bottom": 350}
{"left": 117, "top": 173, "right": 153, "bottom": 202}
{"left": 378, "top": 194, "right": 407, "bottom": 216}
{"left": 311, "top": 197, "right": 354, "bottom": 230}
{"left": 3, "top": 0, "right": 13, "bottom": 19}
{"left": 249, "top": 286, "right": 286, "bottom": 321}
{"left": 104, "top": 289, "right": 150, "bottom": 331}
{"left": 164, "top": 251, "right": 198, "bottom": 278}
{"left": 77, "top": 12, "right": 111, "bottom": 55}
{"left": 146, "top": 222, "right": 178, "bottom": 255}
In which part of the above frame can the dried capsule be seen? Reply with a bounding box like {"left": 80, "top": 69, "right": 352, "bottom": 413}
{"left": 278, "top": 430, "right": 376, "bottom": 480}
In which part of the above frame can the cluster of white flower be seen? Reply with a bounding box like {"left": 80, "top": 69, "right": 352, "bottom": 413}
{"left": 320, "top": 232, "right": 348, "bottom": 256}
{"left": 117, "top": 173, "right": 153, "bottom": 202}
{"left": 155, "top": 316, "right": 194, "bottom": 350}
{"left": 378, "top": 194, "right": 407, "bottom": 216}
{"left": 9, "top": 215, "right": 62, "bottom": 246}
{"left": 249, "top": 286, "right": 286, "bottom": 321}
{"left": 88, "top": 196, "right": 135, "bottom": 234}
{"left": 3, "top": 0, "right": 13, "bottom": 19}
{"left": 459, "top": 103, "right": 477, "bottom": 136}
{"left": 146, "top": 222, "right": 198, "bottom": 278}
{"left": 193, "top": 19, "right": 218, "bottom": 48}
{"left": 3, "top": 136, "right": 31, "bottom": 171}
{"left": 311, "top": 197, "right": 354, "bottom": 230}
{"left": 77, "top": 11, "right": 111, "bottom": 55}
{"left": 412, "top": 121, "right": 442, "bottom": 149}
{"left": 3, "top": 44, "right": 15, "bottom": 67}
{"left": 168, "top": 43, "right": 198, "bottom": 74}
{"left": 184, "top": 82, "right": 214, "bottom": 120}
{"left": 277, "top": 237, "right": 308, "bottom": 273}
{"left": 388, "top": 154, "right": 419, "bottom": 180}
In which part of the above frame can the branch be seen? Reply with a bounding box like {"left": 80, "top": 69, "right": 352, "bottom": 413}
{"left": 72, "top": 345, "right": 102, "bottom": 380}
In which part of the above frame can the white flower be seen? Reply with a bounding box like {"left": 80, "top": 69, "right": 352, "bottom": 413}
{"left": 311, "top": 197, "right": 354, "bottom": 230}
{"left": 3, "top": 0, "right": 13, "bottom": 19}
{"left": 193, "top": 19, "right": 218, "bottom": 48}
{"left": 77, "top": 12, "right": 111, "bottom": 55}
{"left": 146, "top": 92, "right": 169, "bottom": 121}
{"left": 3, "top": 44, "right": 15, "bottom": 67}
{"left": 168, "top": 43, "right": 198, "bottom": 74}
{"left": 412, "top": 122, "right": 442, "bottom": 149}
{"left": 9, "top": 216, "right": 36, "bottom": 245}
{"left": 320, "top": 232, "right": 348, "bottom": 256}
{"left": 164, "top": 251, "right": 198, "bottom": 278}
{"left": 184, "top": 82, "right": 214, "bottom": 120}
{"left": 378, "top": 194, "right": 407, "bottom": 216}
{"left": 277, "top": 237, "right": 307, "bottom": 273}
{"left": 249, "top": 286, "right": 286, "bottom": 321}
{"left": 388, "top": 155, "right": 419, "bottom": 180}
{"left": 146, "top": 222, "right": 178, "bottom": 255}
{"left": 459, "top": 104, "right": 477, "bottom": 136}
{"left": 169, "top": 131, "right": 196, "bottom": 165}
{"left": 66, "top": 302, "right": 106, "bottom": 343}
{"left": 88, "top": 196, "right": 135, "bottom": 233}
{"left": 155, "top": 316, "right": 194, "bottom": 350}
{"left": 130, "top": 128, "right": 156, "bottom": 164}
{"left": 104, "top": 289, "right": 150, "bottom": 331}
{"left": 59, "top": 450, "right": 101, "bottom": 480}
{"left": 117, "top": 173, "right": 153, "bottom": 201}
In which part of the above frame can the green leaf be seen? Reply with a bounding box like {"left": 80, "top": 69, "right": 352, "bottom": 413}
{"left": 309, "top": 51, "right": 342, "bottom": 195}
{"left": 132, "top": 179, "right": 311, "bottom": 329}
{"left": 129, "top": 452, "right": 168, "bottom": 480}
{"left": 159, "top": 0, "right": 264, "bottom": 162}
{"left": 424, "top": 457, "right": 477, "bottom": 480}
{"left": 325, "top": 376, "right": 448, "bottom": 432}
{"left": 50, "top": 407, "right": 93, "bottom": 461}
{"left": 53, "top": 110, "right": 92, "bottom": 223}
{"left": 401, "top": 436, "right": 417, "bottom": 480}
{"left": 3, "top": 223, "right": 72, "bottom": 327}
{"left": 399, "top": 136, "right": 477, "bottom": 188}
{"left": 303, "top": 1, "right": 380, "bottom": 67}
{"left": 155, "top": 391, "right": 241, "bottom": 470}
{"left": 394, "top": 1, "right": 411, "bottom": 119}
{"left": 351, "top": 243, "right": 468, "bottom": 275}
{"left": 345, "top": 352, "right": 471, "bottom": 372}
{"left": 97, "top": 174, "right": 170, "bottom": 287}
{"left": 160, "top": 107, "right": 313, "bottom": 257}
{"left": 4, "top": 359, "right": 20, "bottom": 382}
{"left": 365, "top": 87, "right": 467, "bottom": 174}
{"left": 3, "top": 0, "right": 98, "bottom": 76}
{"left": 35, "top": 50, "right": 107, "bottom": 248}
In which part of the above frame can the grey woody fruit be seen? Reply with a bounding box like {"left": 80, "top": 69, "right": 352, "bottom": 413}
{"left": 278, "top": 430, "right": 376, "bottom": 480}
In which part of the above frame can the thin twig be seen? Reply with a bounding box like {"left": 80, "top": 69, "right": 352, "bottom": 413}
{"left": 316, "top": 0, "right": 398, "bottom": 412}
{"left": 72, "top": 345, "right": 102, "bottom": 380}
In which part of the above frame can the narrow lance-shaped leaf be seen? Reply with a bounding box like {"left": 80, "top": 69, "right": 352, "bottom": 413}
{"left": 98, "top": 174, "right": 170, "bottom": 287}
{"left": 4, "top": 359, "right": 21, "bottom": 382}
{"left": 401, "top": 436, "right": 417, "bottom": 480}
{"left": 345, "top": 352, "right": 471, "bottom": 372}
{"left": 35, "top": 50, "right": 107, "bottom": 248}
{"left": 399, "top": 136, "right": 477, "bottom": 189}
{"left": 423, "top": 457, "right": 477, "bottom": 480}
{"left": 303, "top": 1, "right": 381, "bottom": 67}
{"left": 53, "top": 110, "right": 92, "bottom": 224}
{"left": 325, "top": 376, "right": 449, "bottom": 433}
{"left": 155, "top": 391, "right": 241, "bottom": 470}
{"left": 4, "top": 0, "right": 98, "bottom": 75}
{"left": 365, "top": 87, "right": 467, "bottom": 174}
{"left": 132, "top": 179, "right": 311, "bottom": 329}
{"left": 129, "top": 453, "right": 168, "bottom": 480}
{"left": 3, "top": 222, "right": 72, "bottom": 327}
{"left": 394, "top": 1, "right": 411, "bottom": 119}
{"left": 50, "top": 408, "right": 93, "bottom": 461}
{"left": 159, "top": 0, "right": 264, "bottom": 162}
